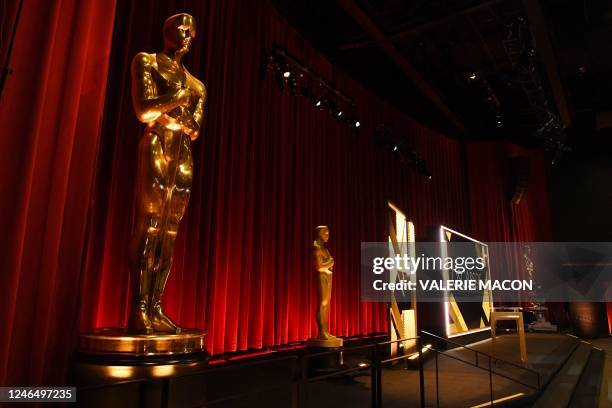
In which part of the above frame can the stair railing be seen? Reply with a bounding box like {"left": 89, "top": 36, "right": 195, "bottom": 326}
{"left": 421, "top": 330, "right": 541, "bottom": 407}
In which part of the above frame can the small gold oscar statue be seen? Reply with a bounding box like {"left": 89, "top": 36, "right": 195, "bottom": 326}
{"left": 79, "top": 14, "right": 207, "bottom": 357}
{"left": 307, "top": 226, "right": 343, "bottom": 348}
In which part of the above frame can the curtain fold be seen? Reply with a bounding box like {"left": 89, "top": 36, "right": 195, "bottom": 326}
{"left": 0, "top": 0, "right": 117, "bottom": 386}
{"left": 466, "top": 141, "right": 559, "bottom": 319}
{"left": 467, "top": 141, "right": 552, "bottom": 244}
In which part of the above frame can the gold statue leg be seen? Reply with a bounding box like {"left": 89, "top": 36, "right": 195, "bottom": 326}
{"left": 316, "top": 272, "right": 334, "bottom": 340}
{"left": 150, "top": 135, "right": 192, "bottom": 333}
{"left": 129, "top": 132, "right": 167, "bottom": 333}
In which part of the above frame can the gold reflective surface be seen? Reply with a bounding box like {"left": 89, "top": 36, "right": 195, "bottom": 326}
{"left": 309, "top": 226, "right": 343, "bottom": 347}
{"left": 78, "top": 327, "right": 206, "bottom": 356}
{"left": 128, "top": 13, "right": 206, "bottom": 334}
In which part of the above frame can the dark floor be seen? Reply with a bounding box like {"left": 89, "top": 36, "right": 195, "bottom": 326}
{"left": 303, "top": 333, "right": 578, "bottom": 408}
{"left": 75, "top": 333, "right": 590, "bottom": 407}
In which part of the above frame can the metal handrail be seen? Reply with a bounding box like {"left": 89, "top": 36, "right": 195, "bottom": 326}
{"left": 375, "top": 336, "right": 420, "bottom": 347}
{"left": 421, "top": 330, "right": 541, "bottom": 408}
{"left": 376, "top": 336, "right": 424, "bottom": 408}
{"left": 302, "top": 342, "right": 376, "bottom": 360}
{"left": 377, "top": 336, "right": 424, "bottom": 365}
{"left": 164, "top": 354, "right": 300, "bottom": 407}
{"left": 305, "top": 364, "right": 371, "bottom": 383}
{"left": 427, "top": 345, "right": 538, "bottom": 390}
{"left": 172, "top": 354, "right": 299, "bottom": 378}
{"left": 77, "top": 333, "right": 545, "bottom": 408}
{"left": 421, "top": 330, "right": 541, "bottom": 388}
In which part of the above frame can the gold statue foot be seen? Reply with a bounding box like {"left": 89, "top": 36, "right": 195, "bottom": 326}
{"left": 129, "top": 301, "right": 153, "bottom": 334}
{"left": 151, "top": 303, "right": 182, "bottom": 333}
{"left": 316, "top": 332, "right": 338, "bottom": 341}
{"left": 307, "top": 335, "right": 343, "bottom": 348}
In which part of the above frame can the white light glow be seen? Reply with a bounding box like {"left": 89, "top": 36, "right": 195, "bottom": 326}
{"left": 408, "top": 344, "right": 432, "bottom": 360}
{"left": 440, "top": 226, "right": 450, "bottom": 338}
{"left": 470, "top": 393, "right": 525, "bottom": 408}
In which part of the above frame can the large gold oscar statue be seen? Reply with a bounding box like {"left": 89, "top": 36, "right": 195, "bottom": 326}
{"left": 307, "top": 226, "right": 343, "bottom": 348}
{"left": 79, "top": 14, "right": 207, "bottom": 357}
{"left": 129, "top": 13, "right": 206, "bottom": 334}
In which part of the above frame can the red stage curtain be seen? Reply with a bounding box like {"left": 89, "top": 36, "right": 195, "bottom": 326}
{"left": 81, "top": 0, "right": 469, "bottom": 359}
{"left": 467, "top": 141, "right": 552, "bottom": 244}
{"left": 608, "top": 303, "right": 612, "bottom": 334}
{"left": 466, "top": 142, "right": 562, "bottom": 320}
{"left": 0, "top": 0, "right": 117, "bottom": 386}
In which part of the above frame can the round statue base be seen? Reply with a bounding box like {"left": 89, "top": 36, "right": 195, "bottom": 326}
{"left": 305, "top": 337, "right": 344, "bottom": 375}
{"left": 78, "top": 327, "right": 207, "bottom": 358}
{"left": 306, "top": 337, "right": 343, "bottom": 348}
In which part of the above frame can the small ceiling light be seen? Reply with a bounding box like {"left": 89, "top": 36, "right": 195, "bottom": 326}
{"left": 283, "top": 71, "right": 291, "bottom": 78}
{"left": 315, "top": 100, "right": 322, "bottom": 107}
{"left": 393, "top": 145, "right": 398, "bottom": 151}
{"left": 355, "top": 121, "right": 360, "bottom": 128}
{"left": 468, "top": 72, "right": 477, "bottom": 81}
{"left": 337, "top": 111, "right": 343, "bottom": 117}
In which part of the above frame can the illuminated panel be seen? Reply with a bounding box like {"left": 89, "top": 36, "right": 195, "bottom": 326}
{"left": 440, "top": 226, "right": 492, "bottom": 338}
{"left": 388, "top": 202, "right": 417, "bottom": 354}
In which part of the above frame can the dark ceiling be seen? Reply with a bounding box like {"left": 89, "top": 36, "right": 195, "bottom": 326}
{"left": 272, "top": 0, "right": 612, "bottom": 148}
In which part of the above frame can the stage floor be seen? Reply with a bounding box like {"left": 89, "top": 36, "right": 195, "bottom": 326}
{"left": 304, "top": 333, "right": 579, "bottom": 408}
{"left": 76, "top": 333, "right": 598, "bottom": 407}
{"left": 590, "top": 338, "right": 612, "bottom": 407}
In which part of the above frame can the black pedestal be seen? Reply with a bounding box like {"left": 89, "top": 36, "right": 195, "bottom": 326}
{"left": 305, "top": 346, "right": 344, "bottom": 376}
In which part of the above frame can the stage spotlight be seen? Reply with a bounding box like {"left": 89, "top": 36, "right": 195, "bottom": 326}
{"left": 354, "top": 121, "right": 360, "bottom": 128}
{"left": 315, "top": 100, "right": 322, "bottom": 107}
{"left": 337, "top": 111, "right": 343, "bottom": 117}
{"left": 393, "top": 145, "right": 398, "bottom": 151}
{"left": 468, "top": 72, "right": 477, "bottom": 81}
{"left": 283, "top": 71, "right": 291, "bottom": 78}
{"left": 496, "top": 114, "right": 503, "bottom": 127}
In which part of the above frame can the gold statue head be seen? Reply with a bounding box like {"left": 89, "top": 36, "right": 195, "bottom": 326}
{"left": 163, "top": 13, "right": 196, "bottom": 57}
{"left": 315, "top": 226, "right": 330, "bottom": 243}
